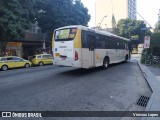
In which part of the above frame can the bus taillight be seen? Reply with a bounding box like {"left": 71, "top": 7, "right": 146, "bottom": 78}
{"left": 75, "top": 51, "right": 78, "bottom": 61}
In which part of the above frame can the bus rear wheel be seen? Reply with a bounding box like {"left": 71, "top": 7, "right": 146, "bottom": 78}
{"left": 125, "top": 55, "right": 128, "bottom": 62}
{"left": 103, "top": 57, "right": 109, "bottom": 69}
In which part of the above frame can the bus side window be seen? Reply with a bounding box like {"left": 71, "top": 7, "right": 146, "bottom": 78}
{"left": 119, "top": 40, "right": 123, "bottom": 49}
{"left": 111, "top": 38, "right": 114, "bottom": 49}
{"left": 105, "top": 36, "right": 108, "bottom": 49}
{"left": 116, "top": 39, "right": 120, "bottom": 49}
{"left": 122, "top": 41, "right": 125, "bottom": 49}
{"left": 102, "top": 36, "right": 106, "bottom": 49}
{"left": 112, "top": 38, "right": 116, "bottom": 49}
{"left": 96, "top": 34, "right": 105, "bottom": 49}
{"left": 109, "top": 37, "right": 113, "bottom": 49}
{"left": 126, "top": 42, "right": 129, "bottom": 49}
{"left": 96, "top": 35, "right": 100, "bottom": 48}
{"left": 101, "top": 35, "right": 105, "bottom": 49}
{"left": 82, "top": 31, "right": 88, "bottom": 48}
{"left": 87, "top": 34, "right": 95, "bottom": 50}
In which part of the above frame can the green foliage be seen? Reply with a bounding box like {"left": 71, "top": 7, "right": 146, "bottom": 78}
{"left": 140, "top": 33, "right": 160, "bottom": 64}
{"left": 155, "top": 21, "right": 160, "bottom": 30}
{"left": 150, "top": 32, "right": 160, "bottom": 55}
{"left": 140, "top": 54, "right": 145, "bottom": 64}
{"left": 150, "top": 32, "right": 160, "bottom": 48}
{"left": 37, "top": 0, "right": 90, "bottom": 34}
{"left": 0, "top": 0, "right": 90, "bottom": 51}
{"left": 0, "top": 0, "right": 38, "bottom": 40}
{"left": 0, "top": 0, "right": 39, "bottom": 51}
{"left": 116, "top": 18, "right": 148, "bottom": 42}
{"left": 140, "top": 48, "right": 152, "bottom": 64}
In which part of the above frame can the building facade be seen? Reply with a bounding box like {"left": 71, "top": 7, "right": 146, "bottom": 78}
{"left": 95, "top": 0, "right": 137, "bottom": 28}
{"left": 2, "top": 22, "right": 51, "bottom": 59}
{"left": 158, "top": 9, "right": 160, "bottom": 21}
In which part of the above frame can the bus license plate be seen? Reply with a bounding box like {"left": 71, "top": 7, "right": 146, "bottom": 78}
{"left": 55, "top": 53, "right": 60, "bottom": 57}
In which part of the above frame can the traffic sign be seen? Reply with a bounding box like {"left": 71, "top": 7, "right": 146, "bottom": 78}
{"left": 144, "top": 36, "right": 150, "bottom": 48}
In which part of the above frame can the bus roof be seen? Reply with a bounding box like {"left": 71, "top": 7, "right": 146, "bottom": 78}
{"left": 55, "top": 25, "right": 130, "bottom": 42}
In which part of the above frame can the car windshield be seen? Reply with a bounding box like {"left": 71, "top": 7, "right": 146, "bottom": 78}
{"left": 0, "top": 58, "right": 6, "bottom": 61}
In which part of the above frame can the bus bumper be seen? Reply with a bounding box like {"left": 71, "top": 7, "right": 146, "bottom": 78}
{"left": 53, "top": 60, "right": 81, "bottom": 68}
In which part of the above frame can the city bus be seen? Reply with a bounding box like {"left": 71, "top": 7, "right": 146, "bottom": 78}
{"left": 52, "top": 25, "right": 130, "bottom": 69}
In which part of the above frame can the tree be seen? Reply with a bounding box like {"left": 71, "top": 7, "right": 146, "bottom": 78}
{"left": 150, "top": 33, "right": 160, "bottom": 46}
{"left": 116, "top": 18, "right": 149, "bottom": 43}
{"left": 0, "top": 0, "right": 39, "bottom": 53}
{"left": 37, "top": 0, "right": 90, "bottom": 35}
{"left": 154, "top": 21, "right": 160, "bottom": 33}
{"left": 112, "top": 14, "right": 116, "bottom": 28}
{"left": 141, "top": 32, "right": 160, "bottom": 63}
{"left": 0, "top": 0, "right": 90, "bottom": 54}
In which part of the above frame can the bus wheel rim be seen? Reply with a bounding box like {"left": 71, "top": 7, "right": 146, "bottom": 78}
{"left": 105, "top": 62, "right": 108, "bottom": 67}
{"left": 104, "top": 59, "right": 108, "bottom": 68}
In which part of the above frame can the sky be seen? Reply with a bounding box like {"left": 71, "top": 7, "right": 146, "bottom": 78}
{"left": 81, "top": 0, "right": 160, "bottom": 28}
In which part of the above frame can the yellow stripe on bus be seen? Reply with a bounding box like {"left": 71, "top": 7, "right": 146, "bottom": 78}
{"left": 52, "top": 33, "right": 54, "bottom": 49}
{"left": 74, "top": 29, "right": 82, "bottom": 48}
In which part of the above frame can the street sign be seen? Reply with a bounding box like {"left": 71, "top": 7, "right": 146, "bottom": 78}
{"left": 143, "top": 36, "right": 150, "bottom": 48}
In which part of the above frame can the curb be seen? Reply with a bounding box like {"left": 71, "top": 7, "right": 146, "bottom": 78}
{"left": 138, "top": 62, "right": 160, "bottom": 120}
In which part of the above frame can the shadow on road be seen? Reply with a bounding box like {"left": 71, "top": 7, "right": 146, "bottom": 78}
{"left": 57, "top": 62, "right": 129, "bottom": 77}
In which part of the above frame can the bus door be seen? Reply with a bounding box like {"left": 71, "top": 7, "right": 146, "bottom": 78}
{"left": 88, "top": 35, "right": 95, "bottom": 67}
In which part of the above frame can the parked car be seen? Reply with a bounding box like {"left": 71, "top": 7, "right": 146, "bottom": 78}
{"left": 0, "top": 56, "right": 31, "bottom": 71}
{"left": 31, "top": 54, "right": 53, "bottom": 66}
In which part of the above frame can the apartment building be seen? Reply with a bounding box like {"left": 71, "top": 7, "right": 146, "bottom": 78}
{"left": 158, "top": 9, "right": 160, "bottom": 21}
{"left": 95, "top": 0, "right": 136, "bottom": 28}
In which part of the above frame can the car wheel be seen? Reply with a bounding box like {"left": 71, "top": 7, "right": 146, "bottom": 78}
{"left": 103, "top": 57, "right": 109, "bottom": 69}
{"left": 1, "top": 65, "right": 8, "bottom": 71}
{"left": 25, "top": 63, "right": 30, "bottom": 68}
{"left": 39, "top": 62, "right": 44, "bottom": 66}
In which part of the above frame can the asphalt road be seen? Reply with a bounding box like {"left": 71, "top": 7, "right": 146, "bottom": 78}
{"left": 0, "top": 60, "right": 152, "bottom": 120}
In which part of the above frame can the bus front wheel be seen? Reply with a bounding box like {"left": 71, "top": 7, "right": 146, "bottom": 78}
{"left": 103, "top": 57, "right": 109, "bottom": 69}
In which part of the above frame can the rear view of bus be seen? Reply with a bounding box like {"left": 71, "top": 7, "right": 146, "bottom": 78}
{"left": 52, "top": 26, "right": 81, "bottom": 67}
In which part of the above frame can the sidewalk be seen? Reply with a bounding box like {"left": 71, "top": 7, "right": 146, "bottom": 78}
{"left": 132, "top": 54, "right": 160, "bottom": 82}
{"left": 147, "top": 65, "right": 160, "bottom": 82}
{"left": 131, "top": 54, "right": 160, "bottom": 120}
{"left": 138, "top": 62, "right": 160, "bottom": 120}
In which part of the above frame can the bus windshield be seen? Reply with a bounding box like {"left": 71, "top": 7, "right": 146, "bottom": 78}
{"left": 55, "top": 28, "right": 77, "bottom": 41}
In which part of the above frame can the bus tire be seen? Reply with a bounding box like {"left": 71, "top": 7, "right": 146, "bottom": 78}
{"left": 39, "top": 62, "right": 44, "bottom": 66}
{"left": 103, "top": 57, "right": 109, "bottom": 69}
{"left": 1, "top": 65, "right": 8, "bottom": 71}
{"left": 125, "top": 55, "right": 128, "bottom": 62}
